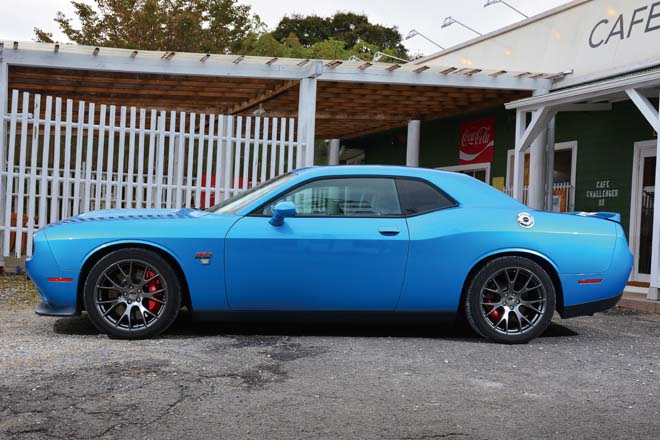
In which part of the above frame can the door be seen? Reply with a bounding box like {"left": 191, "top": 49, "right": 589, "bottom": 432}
{"left": 631, "top": 142, "right": 656, "bottom": 282}
{"left": 225, "top": 177, "right": 410, "bottom": 311}
{"left": 506, "top": 141, "right": 577, "bottom": 211}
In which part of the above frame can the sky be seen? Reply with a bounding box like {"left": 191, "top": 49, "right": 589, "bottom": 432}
{"left": 0, "top": 0, "right": 572, "bottom": 57}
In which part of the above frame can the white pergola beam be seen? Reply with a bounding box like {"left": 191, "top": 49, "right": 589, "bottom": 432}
{"left": 512, "top": 110, "right": 527, "bottom": 201}
{"left": 3, "top": 49, "right": 321, "bottom": 81}
{"left": 0, "top": 44, "right": 7, "bottom": 266}
{"left": 3, "top": 47, "right": 549, "bottom": 91}
{"left": 517, "top": 106, "right": 555, "bottom": 153}
{"left": 556, "top": 103, "right": 612, "bottom": 112}
{"left": 320, "top": 69, "right": 550, "bottom": 91}
{"left": 545, "top": 117, "right": 557, "bottom": 211}
{"left": 406, "top": 120, "right": 421, "bottom": 167}
{"left": 507, "top": 68, "right": 660, "bottom": 111}
{"left": 647, "top": 91, "right": 660, "bottom": 301}
{"left": 328, "top": 139, "right": 340, "bottom": 166}
{"left": 626, "top": 88, "right": 659, "bottom": 130}
{"left": 528, "top": 123, "right": 548, "bottom": 210}
{"left": 298, "top": 77, "right": 317, "bottom": 166}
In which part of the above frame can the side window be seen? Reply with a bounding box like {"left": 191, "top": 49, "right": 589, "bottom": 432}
{"left": 261, "top": 178, "right": 401, "bottom": 217}
{"left": 395, "top": 178, "right": 456, "bottom": 216}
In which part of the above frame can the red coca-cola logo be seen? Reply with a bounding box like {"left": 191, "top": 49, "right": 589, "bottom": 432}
{"left": 461, "top": 125, "right": 492, "bottom": 147}
{"left": 459, "top": 117, "right": 495, "bottom": 165}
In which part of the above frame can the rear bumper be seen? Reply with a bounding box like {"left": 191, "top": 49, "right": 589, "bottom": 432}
{"left": 35, "top": 300, "right": 80, "bottom": 317}
{"left": 560, "top": 292, "right": 622, "bottom": 319}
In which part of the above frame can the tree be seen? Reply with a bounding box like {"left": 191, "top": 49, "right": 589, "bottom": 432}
{"left": 271, "top": 12, "right": 408, "bottom": 60}
{"left": 34, "top": 3, "right": 409, "bottom": 63}
{"left": 34, "top": 0, "right": 264, "bottom": 54}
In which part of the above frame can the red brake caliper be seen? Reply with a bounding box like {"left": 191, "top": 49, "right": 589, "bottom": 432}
{"left": 483, "top": 294, "right": 500, "bottom": 322}
{"left": 144, "top": 270, "right": 162, "bottom": 314}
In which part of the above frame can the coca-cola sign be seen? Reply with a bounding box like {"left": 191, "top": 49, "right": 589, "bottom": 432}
{"left": 459, "top": 117, "right": 494, "bottom": 165}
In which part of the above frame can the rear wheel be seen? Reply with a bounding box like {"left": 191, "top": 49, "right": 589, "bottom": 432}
{"left": 83, "top": 248, "right": 181, "bottom": 339}
{"left": 464, "top": 256, "right": 556, "bottom": 344}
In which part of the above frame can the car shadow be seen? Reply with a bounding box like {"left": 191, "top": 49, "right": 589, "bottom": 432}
{"left": 52, "top": 311, "right": 578, "bottom": 341}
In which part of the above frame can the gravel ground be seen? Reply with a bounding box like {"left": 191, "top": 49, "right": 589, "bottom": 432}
{"left": 0, "top": 274, "right": 39, "bottom": 307}
{"left": 1, "top": 291, "right": 660, "bottom": 439}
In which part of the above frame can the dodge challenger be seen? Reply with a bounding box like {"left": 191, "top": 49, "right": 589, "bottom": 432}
{"left": 26, "top": 166, "right": 633, "bottom": 343}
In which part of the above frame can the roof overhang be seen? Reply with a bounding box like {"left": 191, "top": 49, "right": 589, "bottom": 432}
{"left": 506, "top": 68, "right": 660, "bottom": 112}
{"left": 2, "top": 41, "right": 556, "bottom": 138}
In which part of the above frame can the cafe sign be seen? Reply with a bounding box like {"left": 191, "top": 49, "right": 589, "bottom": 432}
{"left": 586, "top": 179, "right": 620, "bottom": 208}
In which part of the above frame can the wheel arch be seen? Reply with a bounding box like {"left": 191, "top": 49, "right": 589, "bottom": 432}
{"left": 458, "top": 249, "right": 564, "bottom": 315}
{"left": 76, "top": 241, "right": 192, "bottom": 312}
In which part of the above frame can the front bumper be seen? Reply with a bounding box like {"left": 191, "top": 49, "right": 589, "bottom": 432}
{"left": 35, "top": 300, "right": 80, "bottom": 317}
{"left": 27, "top": 231, "right": 80, "bottom": 316}
{"left": 561, "top": 292, "right": 622, "bottom": 318}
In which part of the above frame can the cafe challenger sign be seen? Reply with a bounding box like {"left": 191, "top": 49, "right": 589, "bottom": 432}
{"left": 589, "top": 1, "right": 660, "bottom": 48}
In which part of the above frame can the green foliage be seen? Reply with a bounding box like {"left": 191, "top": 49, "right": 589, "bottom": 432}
{"left": 34, "top": 3, "right": 408, "bottom": 62}
{"left": 268, "top": 12, "right": 408, "bottom": 60}
{"left": 34, "top": 0, "right": 263, "bottom": 54}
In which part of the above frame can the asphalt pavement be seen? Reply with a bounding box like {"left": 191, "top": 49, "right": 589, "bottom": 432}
{"left": 1, "top": 307, "right": 659, "bottom": 439}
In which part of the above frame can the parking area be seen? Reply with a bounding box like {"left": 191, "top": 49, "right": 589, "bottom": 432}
{"left": 1, "top": 288, "right": 660, "bottom": 439}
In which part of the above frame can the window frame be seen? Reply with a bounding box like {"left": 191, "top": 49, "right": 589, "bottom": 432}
{"left": 248, "top": 175, "right": 458, "bottom": 219}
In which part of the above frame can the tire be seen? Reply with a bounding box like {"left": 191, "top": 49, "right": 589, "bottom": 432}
{"left": 464, "top": 256, "right": 556, "bottom": 344}
{"left": 83, "top": 248, "right": 182, "bottom": 339}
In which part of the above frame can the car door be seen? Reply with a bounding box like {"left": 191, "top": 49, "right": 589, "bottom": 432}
{"left": 225, "top": 177, "right": 410, "bottom": 311}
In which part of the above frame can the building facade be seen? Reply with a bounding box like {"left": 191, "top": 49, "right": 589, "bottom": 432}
{"left": 346, "top": 0, "right": 660, "bottom": 298}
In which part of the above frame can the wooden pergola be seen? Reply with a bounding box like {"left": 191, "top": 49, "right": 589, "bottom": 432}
{"left": 2, "top": 41, "right": 555, "bottom": 145}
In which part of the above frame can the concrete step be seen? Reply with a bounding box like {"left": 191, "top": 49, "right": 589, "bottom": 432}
{"left": 618, "top": 292, "right": 660, "bottom": 314}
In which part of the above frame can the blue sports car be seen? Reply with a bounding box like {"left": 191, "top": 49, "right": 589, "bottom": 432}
{"left": 26, "top": 166, "right": 633, "bottom": 343}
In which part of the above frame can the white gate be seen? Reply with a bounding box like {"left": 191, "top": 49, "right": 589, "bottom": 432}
{"left": 0, "top": 90, "right": 308, "bottom": 258}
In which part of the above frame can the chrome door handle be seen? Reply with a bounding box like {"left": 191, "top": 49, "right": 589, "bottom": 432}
{"left": 378, "top": 227, "right": 400, "bottom": 236}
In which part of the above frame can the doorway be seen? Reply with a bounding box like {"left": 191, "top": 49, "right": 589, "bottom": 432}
{"left": 505, "top": 141, "right": 577, "bottom": 212}
{"left": 630, "top": 141, "right": 656, "bottom": 283}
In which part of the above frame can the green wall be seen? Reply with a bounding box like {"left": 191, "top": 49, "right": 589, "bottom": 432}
{"left": 350, "top": 101, "right": 658, "bottom": 237}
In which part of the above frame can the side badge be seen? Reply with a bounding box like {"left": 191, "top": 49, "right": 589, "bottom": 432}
{"left": 195, "top": 252, "right": 213, "bottom": 265}
{"left": 517, "top": 212, "right": 535, "bottom": 229}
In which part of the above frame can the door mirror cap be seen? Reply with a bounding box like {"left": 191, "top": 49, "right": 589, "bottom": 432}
{"left": 269, "top": 201, "right": 297, "bottom": 226}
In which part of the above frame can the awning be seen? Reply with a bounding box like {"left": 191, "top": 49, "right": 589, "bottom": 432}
{"left": 2, "top": 40, "right": 556, "bottom": 139}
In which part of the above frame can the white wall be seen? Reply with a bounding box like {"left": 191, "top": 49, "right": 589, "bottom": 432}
{"left": 418, "top": 0, "right": 660, "bottom": 87}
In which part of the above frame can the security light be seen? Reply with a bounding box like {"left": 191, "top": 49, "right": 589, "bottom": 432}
{"left": 440, "top": 16, "right": 483, "bottom": 36}
{"left": 405, "top": 29, "right": 445, "bottom": 50}
{"left": 484, "top": 0, "right": 529, "bottom": 19}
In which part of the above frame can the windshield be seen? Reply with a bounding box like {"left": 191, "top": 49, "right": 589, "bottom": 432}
{"left": 207, "top": 173, "right": 297, "bottom": 214}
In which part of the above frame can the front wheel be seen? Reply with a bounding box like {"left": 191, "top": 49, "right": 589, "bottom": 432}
{"left": 83, "top": 248, "right": 181, "bottom": 339}
{"left": 464, "top": 256, "right": 556, "bottom": 344}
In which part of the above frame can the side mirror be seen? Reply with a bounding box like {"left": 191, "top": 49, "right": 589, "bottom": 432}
{"left": 269, "top": 201, "right": 297, "bottom": 226}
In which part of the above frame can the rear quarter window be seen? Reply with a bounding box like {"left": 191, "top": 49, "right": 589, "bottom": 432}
{"left": 395, "top": 178, "right": 456, "bottom": 216}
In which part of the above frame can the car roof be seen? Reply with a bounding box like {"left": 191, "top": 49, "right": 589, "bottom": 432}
{"left": 292, "top": 165, "right": 525, "bottom": 210}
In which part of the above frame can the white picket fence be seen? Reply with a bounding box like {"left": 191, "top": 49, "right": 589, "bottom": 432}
{"left": 0, "top": 90, "right": 309, "bottom": 258}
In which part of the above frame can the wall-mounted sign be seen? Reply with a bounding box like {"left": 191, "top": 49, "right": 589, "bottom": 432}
{"left": 585, "top": 179, "right": 620, "bottom": 208}
{"left": 459, "top": 117, "right": 494, "bottom": 165}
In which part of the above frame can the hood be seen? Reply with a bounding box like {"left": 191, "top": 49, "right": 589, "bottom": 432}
{"left": 49, "top": 208, "right": 210, "bottom": 227}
